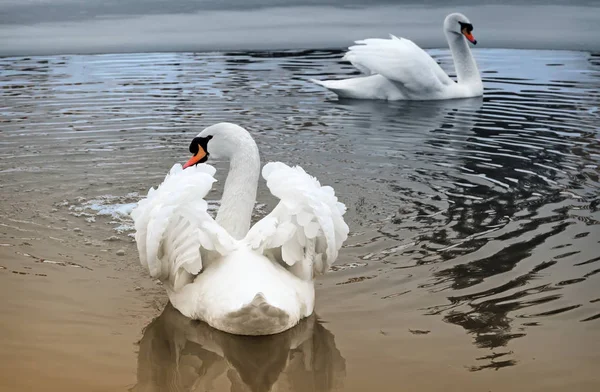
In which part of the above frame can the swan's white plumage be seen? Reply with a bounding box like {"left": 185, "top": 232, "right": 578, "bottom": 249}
{"left": 131, "top": 126, "right": 349, "bottom": 335}
{"left": 344, "top": 35, "right": 453, "bottom": 94}
{"left": 131, "top": 163, "right": 236, "bottom": 292}
{"left": 312, "top": 13, "right": 483, "bottom": 101}
{"left": 245, "top": 162, "right": 348, "bottom": 278}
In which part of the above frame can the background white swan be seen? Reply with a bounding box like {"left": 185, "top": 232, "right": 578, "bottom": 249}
{"left": 312, "top": 13, "right": 483, "bottom": 101}
{"left": 131, "top": 123, "right": 349, "bottom": 336}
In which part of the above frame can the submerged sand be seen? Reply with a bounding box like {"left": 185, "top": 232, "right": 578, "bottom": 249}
{"left": 2, "top": 219, "right": 598, "bottom": 391}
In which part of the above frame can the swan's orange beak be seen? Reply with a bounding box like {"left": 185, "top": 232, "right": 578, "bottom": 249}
{"left": 183, "top": 146, "right": 207, "bottom": 169}
{"left": 462, "top": 29, "right": 477, "bottom": 45}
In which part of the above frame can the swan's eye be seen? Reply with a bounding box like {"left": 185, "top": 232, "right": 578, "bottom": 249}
{"left": 458, "top": 21, "right": 476, "bottom": 44}
{"left": 189, "top": 136, "right": 212, "bottom": 154}
{"left": 184, "top": 136, "right": 213, "bottom": 168}
{"left": 458, "top": 21, "right": 473, "bottom": 33}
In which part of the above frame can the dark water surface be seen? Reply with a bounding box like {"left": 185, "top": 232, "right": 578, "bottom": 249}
{"left": 1, "top": 49, "right": 599, "bottom": 391}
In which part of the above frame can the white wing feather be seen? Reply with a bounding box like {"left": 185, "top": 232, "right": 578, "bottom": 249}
{"left": 245, "top": 162, "right": 349, "bottom": 280}
{"left": 131, "top": 163, "right": 236, "bottom": 291}
{"left": 343, "top": 35, "right": 453, "bottom": 94}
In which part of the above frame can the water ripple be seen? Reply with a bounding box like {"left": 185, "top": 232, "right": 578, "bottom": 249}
{"left": 1, "top": 48, "right": 598, "bottom": 372}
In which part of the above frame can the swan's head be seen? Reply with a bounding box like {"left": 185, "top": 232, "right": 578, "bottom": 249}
{"left": 444, "top": 13, "right": 477, "bottom": 45}
{"left": 183, "top": 122, "right": 253, "bottom": 168}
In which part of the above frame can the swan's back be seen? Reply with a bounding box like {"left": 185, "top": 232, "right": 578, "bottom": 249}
{"left": 171, "top": 249, "right": 314, "bottom": 335}
{"left": 346, "top": 36, "right": 452, "bottom": 92}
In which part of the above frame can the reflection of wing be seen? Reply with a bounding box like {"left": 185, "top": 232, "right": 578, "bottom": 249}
{"left": 244, "top": 162, "right": 349, "bottom": 280}
{"left": 131, "top": 304, "right": 227, "bottom": 392}
{"left": 344, "top": 35, "right": 453, "bottom": 94}
{"left": 132, "top": 304, "right": 346, "bottom": 392}
{"left": 281, "top": 322, "right": 346, "bottom": 392}
{"left": 131, "top": 164, "right": 236, "bottom": 291}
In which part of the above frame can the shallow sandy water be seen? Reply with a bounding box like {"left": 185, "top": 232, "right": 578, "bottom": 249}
{"left": 0, "top": 49, "right": 599, "bottom": 391}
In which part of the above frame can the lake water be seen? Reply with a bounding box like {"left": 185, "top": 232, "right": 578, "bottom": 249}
{"left": 0, "top": 49, "right": 599, "bottom": 391}
{"left": 2, "top": 1, "right": 600, "bottom": 55}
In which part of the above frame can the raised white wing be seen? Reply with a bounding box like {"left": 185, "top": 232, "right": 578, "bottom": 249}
{"left": 131, "top": 163, "right": 236, "bottom": 291}
{"left": 244, "top": 162, "right": 349, "bottom": 280}
{"left": 344, "top": 35, "right": 453, "bottom": 94}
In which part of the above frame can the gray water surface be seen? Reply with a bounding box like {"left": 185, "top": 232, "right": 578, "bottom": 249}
{"left": 1, "top": 1, "right": 600, "bottom": 56}
{"left": 1, "top": 49, "right": 599, "bottom": 389}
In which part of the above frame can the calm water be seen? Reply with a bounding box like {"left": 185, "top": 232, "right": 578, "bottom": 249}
{"left": 2, "top": 1, "right": 600, "bottom": 55}
{"left": 1, "top": 49, "right": 599, "bottom": 390}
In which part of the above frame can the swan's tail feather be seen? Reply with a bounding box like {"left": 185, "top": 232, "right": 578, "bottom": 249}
{"left": 310, "top": 78, "right": 355, "bottom": 98}
{"left": 221, "top": 293, "right": 290, "bottom": 336}
{"left": 309, "top": 78, "right": 329, "bottom": 88}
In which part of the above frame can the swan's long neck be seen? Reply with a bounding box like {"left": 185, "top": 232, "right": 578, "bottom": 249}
{"left": 445, "top": 32, "right": 481, "bottom": 85}
{"left": 216, "top": 132, "right": 260, "bottom": 240}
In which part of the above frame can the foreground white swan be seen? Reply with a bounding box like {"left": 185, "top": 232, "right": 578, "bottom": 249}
{"left": 131, "top": 123, "right": 349, "bottom": 335}
{"left": 312, "top": 13, "right": 483, "bottom": 100}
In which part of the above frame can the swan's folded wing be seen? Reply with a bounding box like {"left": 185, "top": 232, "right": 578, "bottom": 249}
{"left": 343, "top": 35, "right": 453, "bottom": 94}
{"left": 244, "top": 162, "right": 349, "bottom": 280}
{"left": 131, "top": 164, "right": 236, "bottom": 291}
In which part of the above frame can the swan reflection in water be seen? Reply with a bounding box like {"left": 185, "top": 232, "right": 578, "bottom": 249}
{"left": 131, "top": 303, "right": 346, "bottom": 392}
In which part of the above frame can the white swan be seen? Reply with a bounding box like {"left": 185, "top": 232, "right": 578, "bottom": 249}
{"left": 312, "top": 13, "right": 483, "bottom": 101}
{"left": 131, "top": 123, "right": 349, "bottom": 336}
